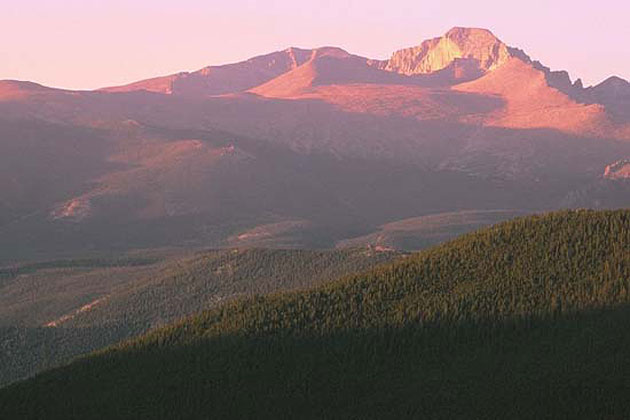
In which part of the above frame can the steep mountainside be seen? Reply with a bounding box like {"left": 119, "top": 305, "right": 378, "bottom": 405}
{"left": 454, "top": 57, "right": 613, "bottom": 135}
{"left": 1, "top": 210, "right": 628, "bottom": 418}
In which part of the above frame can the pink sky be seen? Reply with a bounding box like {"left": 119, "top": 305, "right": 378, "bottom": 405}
{"left": 1, "top": 0, "right": 628, "bottom": 90}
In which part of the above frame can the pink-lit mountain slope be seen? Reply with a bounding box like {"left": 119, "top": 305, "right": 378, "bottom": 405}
{"left": 0, "top": 27, "right": 628, "bottom": 261}
{"left": 100, "top": 48, "right": 314, "bottom": 95}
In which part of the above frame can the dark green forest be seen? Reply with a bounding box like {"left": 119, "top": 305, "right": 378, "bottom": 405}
{"left": 0, "top": 248, "right": 397, "bottom": 387}
{"left": 1, "top": 210, "right": 629, "bottom": 419}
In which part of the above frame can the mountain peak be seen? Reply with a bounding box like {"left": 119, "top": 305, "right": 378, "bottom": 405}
{"left": 385, "top": 27, "right": 511, "bottom": 76}
{"left": 444, "top": 26, "right": 499, "bottom": 42}
{"left": 585, "top": 75, "right": 630, "bottom": 100}
{"left": 595, "top": 76, "right": 630, "bottom": 90}
{"left": 311, "top": 46, "right": 352, "bottom": 59}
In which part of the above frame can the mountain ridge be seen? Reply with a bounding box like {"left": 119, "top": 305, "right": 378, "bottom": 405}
{"left": 2, "top": 27, "right": 627, "bottom": 102}
{"left": 2, "top": 27, "right": 628, "bottom": 127}
{"left": 86, "top": 27, "right": 628, "bottom": 103}
{"left": 0, "top": 27, "right": 628, "bottom": 261}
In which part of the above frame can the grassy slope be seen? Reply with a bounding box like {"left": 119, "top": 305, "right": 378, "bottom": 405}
{"left": 0, "top": 248, "right": 397, "bottom": 387}
{"left": 1, "top": 210, "right": 629, "bottom": 419}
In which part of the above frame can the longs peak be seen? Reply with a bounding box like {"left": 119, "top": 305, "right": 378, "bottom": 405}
{"left": 384, "top": 27, "right": 511, "bottom": 76}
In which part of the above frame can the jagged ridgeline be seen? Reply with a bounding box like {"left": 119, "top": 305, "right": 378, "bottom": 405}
{"left": 1, "top": 210, "right": 629, "bottom": 419}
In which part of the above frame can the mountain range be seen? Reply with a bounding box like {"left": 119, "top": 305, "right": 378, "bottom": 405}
{"left": 1, "top": 27, "right": 629, "bottom": 261}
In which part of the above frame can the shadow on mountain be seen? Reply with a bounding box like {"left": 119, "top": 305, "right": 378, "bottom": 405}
{"left": 3, "top": 305, "right": 630, "bottom": 419}
{"left": 0, "top": 324, "right": 137, "bottom": 388}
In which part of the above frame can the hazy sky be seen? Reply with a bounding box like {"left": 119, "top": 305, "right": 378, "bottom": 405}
{"left": 2, "top": 0, "right": 628, "bottom": 90}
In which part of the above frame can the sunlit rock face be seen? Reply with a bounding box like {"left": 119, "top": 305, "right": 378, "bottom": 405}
{"left": 384, "top": 27, "right": 511, "bottom": 76}
{"left": 604, "top": 159, "right": 630, "bottom": 179}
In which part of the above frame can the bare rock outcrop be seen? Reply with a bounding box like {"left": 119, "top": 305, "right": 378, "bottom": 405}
{"left": 604, "top": 159, "right": 630, "bottom": 179}
{"left": 384, "top": 27, "right": 511, "bottom": 76}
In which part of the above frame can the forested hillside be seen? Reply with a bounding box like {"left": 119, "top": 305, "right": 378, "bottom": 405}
{"left": 0, "top": 248, "right": 397, "bottom": 387}
{"left": 1, "top": 210, "right": 628, "bottom": 419}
